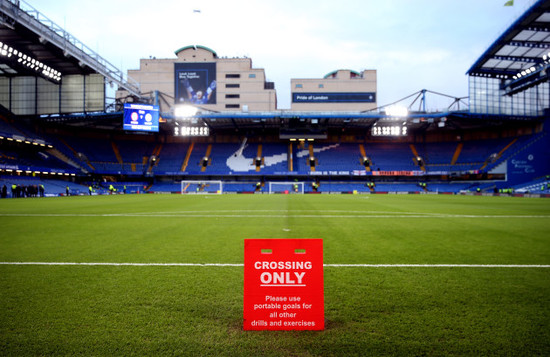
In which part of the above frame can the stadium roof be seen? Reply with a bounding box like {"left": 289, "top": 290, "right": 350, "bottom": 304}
{"left": 0, "top": 0, "right": 140, "bottom": 96}
{"left": 37, "top": 109, "right": 539, "bottom": 136}
{"left": 467, "top": 0, "right": 550, "bottom": 81}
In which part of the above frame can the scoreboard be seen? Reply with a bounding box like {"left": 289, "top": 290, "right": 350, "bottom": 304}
{"left": 174, "top": 125, "right": 209, "bottom": 137}
{"left": 371, "top": 125, "right": 407, "bottom": 136}
{"left": 123, "top": 103, "right": 159, "bottom": 132}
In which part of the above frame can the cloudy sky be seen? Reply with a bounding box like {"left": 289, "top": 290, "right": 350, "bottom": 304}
{"left": 33, "top": 0, "right": 532, "bottom": 110}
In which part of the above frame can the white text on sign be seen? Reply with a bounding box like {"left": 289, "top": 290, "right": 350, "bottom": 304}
{"left": 254, "top": 261, "right": 312, "bottom": 287}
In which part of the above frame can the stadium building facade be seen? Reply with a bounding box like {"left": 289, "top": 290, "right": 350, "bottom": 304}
{"left": 291, "top": 69, "right": 377, "bottom": 112}
{"left": 116, "top": 45, "right": 277, "bottom": 113}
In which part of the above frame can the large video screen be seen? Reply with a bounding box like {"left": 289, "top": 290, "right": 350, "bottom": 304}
{"left": 174, "top": 63, "right": 217, "bottom": 105}
{"left": 123, "top": 103, "right": 159, "bottom": 132}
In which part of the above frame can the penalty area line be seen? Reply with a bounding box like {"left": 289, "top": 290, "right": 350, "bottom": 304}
{"left": 0, "top": 262, "right": 549, "bottom": 268}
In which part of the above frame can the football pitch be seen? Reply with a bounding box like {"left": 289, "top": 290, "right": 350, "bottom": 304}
{"left": 1, "top": 193, "right": 549, "bottom": 356}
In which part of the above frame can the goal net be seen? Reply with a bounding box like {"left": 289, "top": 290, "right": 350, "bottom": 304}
{"left": 268, "top": 182, "right": 305, "bottom": 194}
{"left": 181, "top": 180, "right": 223, "bottom": 194}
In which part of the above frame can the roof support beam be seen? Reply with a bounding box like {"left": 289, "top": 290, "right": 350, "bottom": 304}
{"left": 508, "top": 40, "right": 550, "bottom": 48}
{"left": 492, "top": 55, "right": 542, "bottom": 63}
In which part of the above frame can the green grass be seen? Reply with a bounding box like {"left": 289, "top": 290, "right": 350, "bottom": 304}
{"left": 1, "top": 194, "right": 549, "bottom": 356}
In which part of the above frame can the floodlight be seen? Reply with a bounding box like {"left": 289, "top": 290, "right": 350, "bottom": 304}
{"left": 385, "top": 105, "right": 408, "bottom": 117}
{"left": 175, "top": 105, "right": 198, "bottom": 118}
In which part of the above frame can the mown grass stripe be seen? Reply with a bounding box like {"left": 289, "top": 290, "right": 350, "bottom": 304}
{"left": 1, "top": 262, "right": 548, "bottom": 268}
{"left": 0, "top": 213, "right": 548, "bottom": 218}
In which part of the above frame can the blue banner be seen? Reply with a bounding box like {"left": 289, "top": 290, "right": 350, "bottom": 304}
{"left": 292, "top": 92, "right": 376, "bottom": 103}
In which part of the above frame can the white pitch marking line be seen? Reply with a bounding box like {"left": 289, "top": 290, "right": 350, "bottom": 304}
{"left": 325, "top": 264, "right": 550, "bottom": 268}
{"left": 0, "top": 213, "right": 548, "bottom": 218}
{"left": 0, "top": 262, "right": 549, "bottom": 268}
{"left": 0, "top": 262, "right": 243, "bottom": 267}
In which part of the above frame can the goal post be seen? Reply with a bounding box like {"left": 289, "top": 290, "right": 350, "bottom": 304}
{"left": 268, "top": 181, "right": 305, "bottom": 194}
{"left": 181, "top": 180, "right": 223, "bottom": 194}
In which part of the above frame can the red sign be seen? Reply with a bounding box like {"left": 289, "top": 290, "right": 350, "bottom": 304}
{"left": 243, "top": 239, "right": 324, "bottom": 330}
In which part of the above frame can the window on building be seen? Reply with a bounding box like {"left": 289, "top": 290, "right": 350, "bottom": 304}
{"left": 295, "top": 84, "right": 303, "bottom": 88}
{"left": 318, "top": 84, "right": 324, "bottom": 88}
{"left": 225, "top": 83, "right": 240, "bottom": 88}
{"left": 225, "top": 74, "right": 240, "bottom": 79}
{"left": 225, "top": 94, "right": 240, "bottom": 99}
{"left": 225, "top": 104, "right": 240, "bottom": 108}
{"left": 248, "top": 73, "right": 256, "bottom": 78}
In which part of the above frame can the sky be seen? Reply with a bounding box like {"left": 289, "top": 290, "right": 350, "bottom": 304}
{"left": 31, "top": 0, "right": 534, "bottom": 110}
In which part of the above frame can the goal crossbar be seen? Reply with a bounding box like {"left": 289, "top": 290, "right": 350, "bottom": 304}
{"left": 268, "top": 181, "right": 305, "bottom": 194}
{"left": 181, "top": 180, "right": 223, "bottom": 194}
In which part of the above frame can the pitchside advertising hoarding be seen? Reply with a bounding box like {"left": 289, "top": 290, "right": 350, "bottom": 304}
{"left": 123, "top": 103, "right": 159, "bottom": 132}
{"left": 174, "top": 62, "right": 217, "bottom": 105}
{"left": 244, "top": 239, "right": 324, "bottom": 331}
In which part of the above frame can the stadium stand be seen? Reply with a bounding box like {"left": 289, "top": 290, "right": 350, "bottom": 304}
{"left": 1, "top": 123, "right": 548, "bottom": 195}
{"left": 152, "top": 142, "right": 188, "bottom": 175}
{"left": 364, "top": 143, "right": 418, "bottom": 172}
{"left": 0, "top": 175, "right": 87, "bottom": 196}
